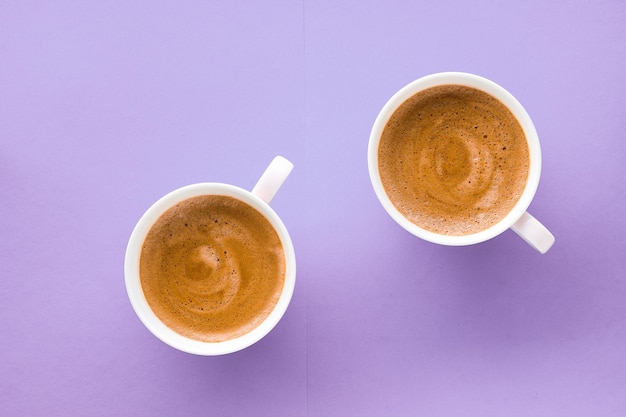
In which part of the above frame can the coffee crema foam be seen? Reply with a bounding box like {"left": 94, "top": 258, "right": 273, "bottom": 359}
{"left": 378, "top": 85, "right": 530, "bottom": 235}
{"left": 140, "top": 195, "right": 285, "bottom": 342}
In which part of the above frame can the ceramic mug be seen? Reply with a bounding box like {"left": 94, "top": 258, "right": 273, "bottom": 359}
{"left": 368, "top": 72, "right": 555, "bottom": 253}
{"left": 124, "top": 156, "right": 296, "bottom": 355}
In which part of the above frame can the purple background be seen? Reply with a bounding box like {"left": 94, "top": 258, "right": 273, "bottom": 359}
{"left": 2, "top": 0, "right": 625, "bottom": 415}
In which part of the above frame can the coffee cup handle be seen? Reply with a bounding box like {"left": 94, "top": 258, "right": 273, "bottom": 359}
{"left": 252, "top": 156, "right": 294, "bottom": 204}
{"left": 510, "top": 212, "right": 555, "bottom": 254}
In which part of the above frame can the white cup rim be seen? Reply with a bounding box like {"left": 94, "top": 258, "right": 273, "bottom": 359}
{"left": 124, "top": 183, "right": 296, "bottom": 355}
{"left": 368, "top": 72, "right": 542, "bottom": 246}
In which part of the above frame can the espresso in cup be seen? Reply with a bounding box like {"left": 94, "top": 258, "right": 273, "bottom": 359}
{"left": 125, "top": 156, "right": 295, "bottom": 354}
{"left": 378, "top": 84, "right": 530, "bottom": 236}
{"left": 140, "top": 194, "right": 286, "bottom": 343}
{"left": 369, "top": 73, "right": 554, "bottom": 252}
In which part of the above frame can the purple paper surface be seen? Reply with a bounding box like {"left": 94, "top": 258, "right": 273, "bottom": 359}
{"left": 1, "top": 0, "right": 625, "bottom": 415}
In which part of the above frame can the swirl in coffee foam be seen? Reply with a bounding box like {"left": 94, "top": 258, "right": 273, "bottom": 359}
{"left": 378, "top": 85, "right": 530, "bottom": 235}
{"left": 140, "top": 195, "right": 285, "bottom": 342}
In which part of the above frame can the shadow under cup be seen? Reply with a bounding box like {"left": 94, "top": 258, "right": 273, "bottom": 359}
{"left": 368, "top": 72, "right": 543, "bottom": 247}
{"left": 124, "top": 183, "right": 296, "bottom": 356}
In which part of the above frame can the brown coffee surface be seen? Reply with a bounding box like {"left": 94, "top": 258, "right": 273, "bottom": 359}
{"left": 140, "top": 195, "right": 285, "bottom": 342}
{"left": 378, "top": 84, "right": 530, "bottom": 235}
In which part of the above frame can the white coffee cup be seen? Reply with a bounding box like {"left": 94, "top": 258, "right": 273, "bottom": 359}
{"left": 368, "top": 72, "right": 555, "bottom": 253}
{"left": 124, "top": 156, "right": 296, "bottom": 355}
